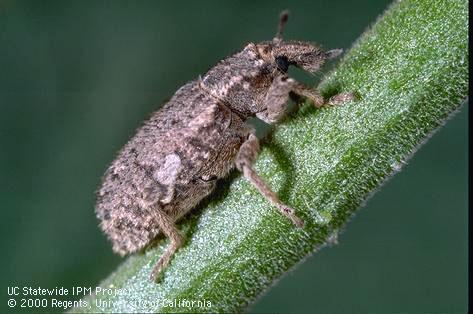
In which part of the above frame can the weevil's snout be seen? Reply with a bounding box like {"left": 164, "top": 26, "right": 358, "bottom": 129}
{"left": 292, "top": 49, "right": 327, "bottom": 73}
{"left": 272, "top": 41, "right": 338, "bottom": 73}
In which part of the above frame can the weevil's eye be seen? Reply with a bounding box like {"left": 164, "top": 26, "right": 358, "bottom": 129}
{"left": 275, "top": 56, "right": 289, "bottom": 72}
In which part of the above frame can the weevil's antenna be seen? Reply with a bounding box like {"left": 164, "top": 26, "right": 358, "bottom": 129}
{"left": 274, "top": 10, "right": 289, "bottom": 43}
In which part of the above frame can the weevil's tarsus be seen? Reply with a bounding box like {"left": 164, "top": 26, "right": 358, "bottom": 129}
{"left": 328, "top": 91, "right": 356, "bottom": 106}
{"left": 291, "top": 82, "right": 355, "bottom": 108}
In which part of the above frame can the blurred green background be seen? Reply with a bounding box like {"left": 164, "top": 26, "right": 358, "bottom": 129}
{"left": 0, "top": 1, "right": 467, "bottom": 313}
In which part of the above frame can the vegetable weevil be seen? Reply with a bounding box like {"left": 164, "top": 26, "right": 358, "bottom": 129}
{"left": 96, "top": 11, "right": 353, "bottom": 281}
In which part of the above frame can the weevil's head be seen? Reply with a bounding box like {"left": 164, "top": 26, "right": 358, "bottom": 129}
{"left": 255, "top": 40, "right": 342, "bottom": 75}
{"left": 255, "top": 10, "right": 342, "bottom": 74}
{"left": 200, "top": 10, "right": 342, "bottom": 119}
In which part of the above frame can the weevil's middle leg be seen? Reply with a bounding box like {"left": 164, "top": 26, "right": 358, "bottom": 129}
{"left": 235, "top": 133, "right": 304, "bottom": 228}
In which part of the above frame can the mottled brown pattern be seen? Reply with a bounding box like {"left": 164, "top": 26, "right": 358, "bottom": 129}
{"left": 96, "top": 10, "right": 353, "bottom": 281}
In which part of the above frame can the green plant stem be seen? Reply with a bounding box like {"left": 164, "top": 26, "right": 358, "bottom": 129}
{"left": 72, "top": 0, "right": 468, "bottom": 312}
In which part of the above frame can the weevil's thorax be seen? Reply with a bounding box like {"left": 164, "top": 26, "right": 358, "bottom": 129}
{"left": 200, "top": 43, "right": 278, "bottom": 119}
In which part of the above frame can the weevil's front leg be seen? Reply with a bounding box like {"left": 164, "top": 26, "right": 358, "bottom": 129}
{"left": 235, "top": 133, "right": 304, "bottom": 227}
{"left": 256, "top": 76, "right": 295, "bottom": 124}
{"left": 291, "top": 81, "right": 355, "bottom": 107}
{"left": 149, "top": 207, "right": 184, "bottom": 281}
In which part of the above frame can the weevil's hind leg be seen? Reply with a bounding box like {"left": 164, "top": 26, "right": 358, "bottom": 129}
{"left": 291, "top": 82, "right": 355, "bottom": 107}
{"left": 149, "top": 207, "right": 184, "bottom": 282}
{"left": 235, "top": 133, "right": 304, "bottom": 228}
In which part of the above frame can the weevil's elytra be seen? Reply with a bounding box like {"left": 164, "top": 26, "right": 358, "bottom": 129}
{"left": 96, "top": 10, "right": 354, "bottom": 281}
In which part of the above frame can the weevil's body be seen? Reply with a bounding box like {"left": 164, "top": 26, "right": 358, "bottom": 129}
{"left": 97, "top": 80, "right": 248, "bottom": 254}
{"left": 96, "top": 11, "right": 353, "bottom": 281}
